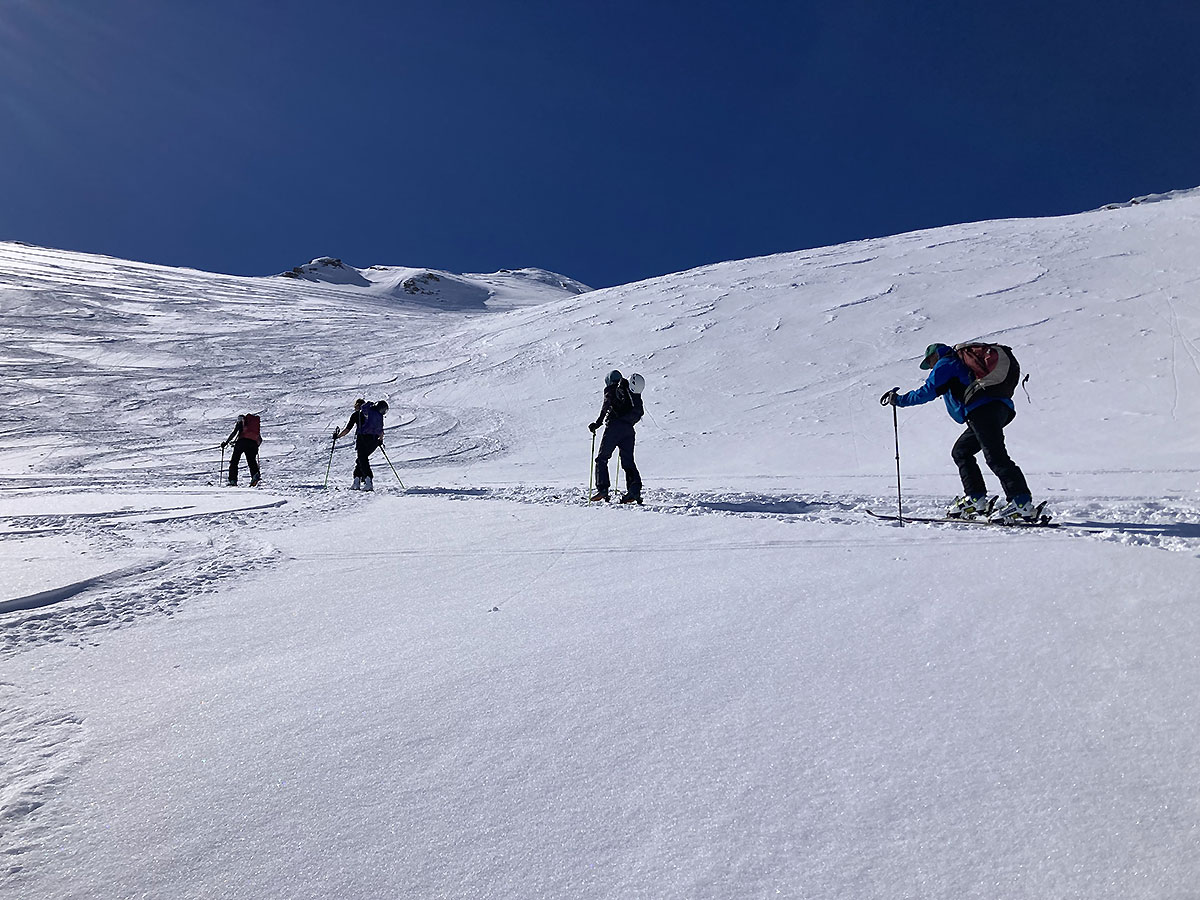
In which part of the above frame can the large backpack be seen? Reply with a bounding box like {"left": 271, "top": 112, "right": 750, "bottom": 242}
{"left": 241, "top": 414, "right": 261, "bottom": 443}
{"left": 360, "top": 402, "right": 385, "bottom": 437}
{"left": 609, "top": 378, "right": 644, "bottom": 424}
{"left": 610, "top": 378, "right": 639, "bottom": 419}
{"left": 954, "top": 342, "right": 1020, "bottom": 403}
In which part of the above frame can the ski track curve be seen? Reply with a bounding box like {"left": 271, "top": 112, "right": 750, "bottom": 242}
{"left": 7, "top": 478, "right": 1199, "bottom": 658}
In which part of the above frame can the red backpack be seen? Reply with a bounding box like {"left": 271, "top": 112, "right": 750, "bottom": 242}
{"left": 954, "top": 343, "right": 1021, "bottom": 403}
{"left": 240, "top": 414, "right": 261, "bottom": 443}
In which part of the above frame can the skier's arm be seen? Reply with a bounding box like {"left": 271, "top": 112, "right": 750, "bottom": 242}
{"left": 591, "top": 397, "right": 610, "bottom": 430}
{"left": 892, "top": 374, "right": 936, "bottom": 410}
{"left": 896, "top": 359, "right": 967, "bottom": 408}
{"left": 334, "top": 411, "right": 359, "bottom": 440}
{"left": 222, "top": 420, "right": 241, "bottom": 447}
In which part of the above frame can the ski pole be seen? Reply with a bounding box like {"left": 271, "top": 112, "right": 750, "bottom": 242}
{"left": 380, "top": 445, "right": 405, "bottom": 489}
{"left": 588, "top": 430, "right": 596, "bottom": 502}
{"left": 323, "top": 429, "right": 337, "bottom": 489}
{"left": 892, "top": 401, "right": 903, "bottom": 524}
{"left": 881, "top": 388, "right": 903, "bottom": 524}
{"left": 220, "top": 444, "right": 225, "bottom": 484}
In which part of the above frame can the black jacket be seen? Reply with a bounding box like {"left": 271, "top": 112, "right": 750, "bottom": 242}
{"left": 594, "top": 379, "right": 643, "bottom": 428}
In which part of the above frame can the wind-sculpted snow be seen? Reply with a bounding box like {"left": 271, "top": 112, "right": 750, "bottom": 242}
{"left": 0, "top": 682, "right": 84, "bottom": 884}
{"left": 2, "top": 192, "right": 1200, "bottom": 898}
{"left": 0, "top": 242, "right": 527, "bottom": 490}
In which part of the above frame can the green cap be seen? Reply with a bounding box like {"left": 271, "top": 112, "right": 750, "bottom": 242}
{"left": 919, "top": 343, "right": 946, "bottom": 369}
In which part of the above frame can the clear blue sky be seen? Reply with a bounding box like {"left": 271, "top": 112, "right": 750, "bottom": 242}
{"left": 2, "top": 0, "right": 1197, "bottom": 288}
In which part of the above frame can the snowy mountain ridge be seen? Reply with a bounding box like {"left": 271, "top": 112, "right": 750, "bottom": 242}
{"left": 277, "top": 254, "right": 591, "bottom": 309}
{"left": 1097, "top": 184, "right": 1200, "bottom": 209}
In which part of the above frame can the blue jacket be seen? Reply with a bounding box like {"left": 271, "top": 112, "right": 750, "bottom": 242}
{"left": 895, "top": 346, "right": 1013, "bottom": 424}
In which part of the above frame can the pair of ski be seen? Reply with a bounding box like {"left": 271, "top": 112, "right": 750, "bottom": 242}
{"left": 869, "top": 499, "right": 1057, "bottom": 528}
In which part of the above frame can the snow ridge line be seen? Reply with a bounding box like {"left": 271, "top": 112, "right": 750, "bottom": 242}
{"left": 0, "top": 559, "right": 170, "bottom": 615}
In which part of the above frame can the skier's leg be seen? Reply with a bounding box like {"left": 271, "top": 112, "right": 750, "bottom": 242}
{"left": 950, "top": 425, "right": 986, "bottom": 497}
{"left": 353, "top": 437, "right": 370, "bottom": 479}
{"left": 969, "top": 404, "right": 1030, "bottom": 501}
{"left": 228, "top": 444, "right": 243, "bottom": 483}
{"left": 244, "top": 441, "right": 260, "bottom": 482}
{"left": 362, "top": 437, "right": 380, "bottom": 479}
{"left": 617, "top": 428, "right": 641, "bottom": 497}
{"left": 594, "top": 427, "right": 617, "bottom": 494}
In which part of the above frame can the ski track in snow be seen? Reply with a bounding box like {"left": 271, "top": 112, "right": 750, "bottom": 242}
{"left": 5, "top": 480, "right": 1199, "bottom": 658}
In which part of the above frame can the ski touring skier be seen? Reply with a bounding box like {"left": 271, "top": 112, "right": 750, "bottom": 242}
{"left": 882, "top": 342, "right": 1037, "bottom": 523}
{"left": 334, "top": 398, "right": 389, "bottom": 491}
{"left": 589, "top": 369, "right": 644, "bottom": 504}
{"left": 222, "top": 413, "right": 262, "bottom": 487}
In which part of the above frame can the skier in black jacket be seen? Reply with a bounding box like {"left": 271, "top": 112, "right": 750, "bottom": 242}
{"left": 589, "top": 370, "right": 644, "bottom": 503}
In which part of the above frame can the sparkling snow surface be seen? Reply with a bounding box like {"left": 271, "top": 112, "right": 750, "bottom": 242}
{"left": 2, "top": 195, "right": 1200, "bottom": 899}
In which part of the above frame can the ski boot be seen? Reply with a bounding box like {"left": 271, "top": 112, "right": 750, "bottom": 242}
{"left": 362, "top": 476, "right": 374, "bottom": 492}
{"left": 619, "top": 493, "right": 643, "bottom": 505}
{"left": 225, "top": 479, "right": 237, "bottom": 488}
{"left": 990, "top": 498, "right": 1040, "bottom": 525}
{"left": 945, "top": 494, "right": 990, "bottom": 520}
{"left": 351, "top": 478, "right": 361, "bottom": 491}
{"left": 249, "top": 476, "right": 260, "bottom": 487}
{"left": 589, "top": 491, "right": 609, "bottom": 502}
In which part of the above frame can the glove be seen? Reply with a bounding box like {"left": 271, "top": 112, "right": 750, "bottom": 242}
{"left": 332, "top": 428, "right": 340, "bottom": 440}
{"left": 879, "top": 387, "right": 899, "bottom": 407}
{"left": 588, "top": 422, "right": 599, "bottom": 433}
{"left": 220, "top": 441, "right": 227, "bottom": 449}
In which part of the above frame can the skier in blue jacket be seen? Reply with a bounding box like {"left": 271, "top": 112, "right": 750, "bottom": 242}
{"left": 882, "top": 343, "right": 1035, "bottom": 522}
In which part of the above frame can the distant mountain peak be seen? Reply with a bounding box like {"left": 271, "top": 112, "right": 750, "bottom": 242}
{"left": 274, "top": 257, "right": 591, "bottom": 309}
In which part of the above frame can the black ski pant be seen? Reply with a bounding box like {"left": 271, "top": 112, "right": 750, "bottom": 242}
{"left": 595, "top": 421, "right": 641, "bottom": 497}
{"left": 354, "top": 435, "right": 382, "bottom": 479}
{"left": 228, "top": 438, "right": 260, "bottom": 484}
{"left": 952, "top": 402, "right": 1030, "bottom": 501}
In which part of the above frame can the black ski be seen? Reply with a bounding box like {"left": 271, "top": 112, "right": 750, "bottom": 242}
{"left": 868, "top": 502, "right": 1058, "bottom": 528}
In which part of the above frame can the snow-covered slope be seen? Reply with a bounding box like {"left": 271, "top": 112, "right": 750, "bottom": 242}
{"left": 4, "top": 192, "right": 1199, "bottom": 495}
{"left": 0, "top": 242, "right": 592, "bottom": 485}
{"left": 3, "top": 195, "right": 1200, "bottom": 900}
{"left": 425, "top": 194, "right": 1200, "bottom": 493}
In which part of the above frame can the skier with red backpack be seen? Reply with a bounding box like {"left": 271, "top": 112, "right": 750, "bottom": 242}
{"left": 881, "top": 342, "right": 1036, "bottom": 523}
{"left": 334, "top": 398, "right": 388, "bottom": 491}
{"left": 221, "top": 413, "right": 262, "bottom": 487}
